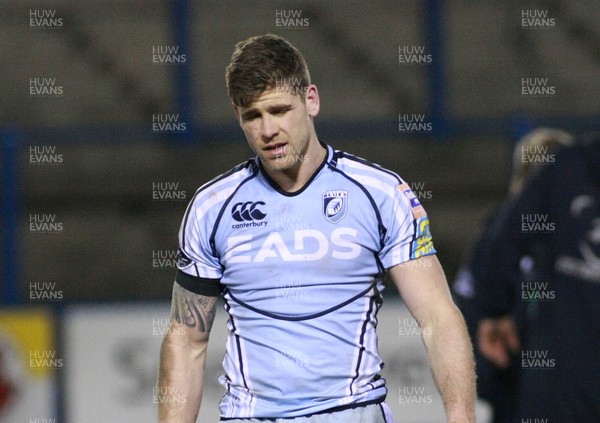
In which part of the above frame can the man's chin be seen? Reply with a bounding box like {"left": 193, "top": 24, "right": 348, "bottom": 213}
{"left": 261, "top": 156, "right": 296, "bottom": 171}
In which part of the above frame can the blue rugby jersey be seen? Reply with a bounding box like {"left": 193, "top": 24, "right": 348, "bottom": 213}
{"left": 176, "top": 144, "right": 435, "bottom": 418}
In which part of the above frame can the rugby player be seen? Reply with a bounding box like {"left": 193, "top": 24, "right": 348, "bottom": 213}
{"left": 158, "top": 34, "right": 475, "bottom": 423}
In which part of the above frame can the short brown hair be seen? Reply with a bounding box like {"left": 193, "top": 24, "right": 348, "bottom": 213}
{"left": 225, "top": 34, "right": 311, "bottom": 107}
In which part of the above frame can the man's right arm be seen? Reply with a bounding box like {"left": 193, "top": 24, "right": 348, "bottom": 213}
{"left": 158, "top": 282, "right": 218, "bottom": 423}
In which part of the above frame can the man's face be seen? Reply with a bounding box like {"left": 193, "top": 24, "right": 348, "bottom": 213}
{"left": 235, "top": 85, "right": 320, "bottom": 174}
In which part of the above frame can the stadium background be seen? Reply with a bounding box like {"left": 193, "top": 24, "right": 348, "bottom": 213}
{"left": 0, "top": 0, "right": 598, "bottom": 421}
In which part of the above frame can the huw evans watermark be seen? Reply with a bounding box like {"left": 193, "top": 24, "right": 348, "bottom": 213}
{"left": 152, "top": 250, "right": 178, "bottom": 269}
{"left": 29, "top": 214, "right": 63, "bottom": 233}
{"left": 521, "top": 145, "right": 557, "bottom": 165}
{"left": 521, "top": 350, "right": 555, "bottom": 369}
{"left": 275, "top": 145, "right": 310, "bottom": 165}
{"left": 410, "top": 182, "right": 432, "bottom": 202}
{"left": 152, "top": 318, "right": 186, "bottom": 336}
{"left": 521, "top": 281, "right": 555, "bottom": 302}
{"left": 274, "top": 213, "right": 309, "bottom": 231}
{"left": 275, "top": 281, "right": 310, "bottom": 300}
{"left": 29, "top": 9, "right": 63, "bottom": 29}
{"left": 29, "top": 77, "right": 63, "bottom": 97}
{"left": 399, "top": 114, "right": 432, "bottom": 134}
{"left": 398, "top": 386, "right": 433, "bottom": 404}
{"left": 152, "top": 114, "right": 187, "bottom": 133}
{"left": 29, "top": 282, "right": 63, "bottom": 302}
{"left": 521, "top": 10, "right": 555, "bottom": 29}
{"left": 29, "top": 350, "right": 63, "bottom": 369}
{"left": 152, "top": 45, "right": 187, "bottom": 64}
{"left": 152, "top": 182, "right": 187, "bottom": 201}
{"left": 275, "top": 9, "right": 309, "bottom": 28}
{"left": 275, "top": 77, "right": 309, "bottom": 96}
{"left": 521, "top": 214, "right": 555, "bottom": 233}
{"left": 153, "top": 386, "right": 187, "bottom": 404}
{"left": 275, "top": 349, "right": 311, "bottom": 368}
{"left": 398, "top": 46, "right": 432, "bottom": 64}
{"left": 521, "top": 77, "right": 555, "bottom": 97}
{"left": 29, "top": 145, "right": 63, "bottom": 165}
{"left": 399, "top": 317, "right": 432, "bottom": 336}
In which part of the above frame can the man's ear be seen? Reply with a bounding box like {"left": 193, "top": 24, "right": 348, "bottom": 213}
{"left": 305, "top": 84, "right": 320, "bottom": 117}
{"left": 232, "top": 103, "right": 241, "bottom": 124}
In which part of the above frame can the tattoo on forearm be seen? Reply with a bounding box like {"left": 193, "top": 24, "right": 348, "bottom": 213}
{"left": 170, "top": 283, "right": 217, "bottom": 332}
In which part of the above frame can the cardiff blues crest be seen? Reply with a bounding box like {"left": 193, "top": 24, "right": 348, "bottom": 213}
{"left": 322, "top": 190, "right": 348, "bottom": 223}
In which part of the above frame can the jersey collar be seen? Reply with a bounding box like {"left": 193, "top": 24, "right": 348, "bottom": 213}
{"left": 256, "top": 142, "right": 333, "bottom": 197}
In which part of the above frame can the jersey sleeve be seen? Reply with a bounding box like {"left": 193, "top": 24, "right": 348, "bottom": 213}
{"left": 175, "top": 194, "right": 224, "bottom": 296}
{"left": 378, "top": 182, "right": 436, "bottom": 268}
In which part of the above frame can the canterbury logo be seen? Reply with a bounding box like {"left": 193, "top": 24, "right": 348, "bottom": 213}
{"left": 231, "top": 201, "right": 267, "bottom": 222}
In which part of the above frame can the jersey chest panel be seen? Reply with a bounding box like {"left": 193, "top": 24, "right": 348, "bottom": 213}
{"left": 214, "top": 174, "right": 382, "bottom": 296}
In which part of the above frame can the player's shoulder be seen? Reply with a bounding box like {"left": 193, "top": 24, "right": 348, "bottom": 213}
{"left": 197, "top": 158, "right": 256, "bottom": 192}
{"left": 332, "top": 149, "right": 404, "bottom": 195}
{"left": 188, "top": 158, "right": 258, "bottom": 210}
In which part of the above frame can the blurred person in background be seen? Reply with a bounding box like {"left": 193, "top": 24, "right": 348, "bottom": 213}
{"left": 158, "top": 34, "right": 476, "bottom": 423}
{"left": 475, "top": 131, "right": 600, "bottom": 422}
{"left": 452, "top": 128, "right": 574, "bottom": 422}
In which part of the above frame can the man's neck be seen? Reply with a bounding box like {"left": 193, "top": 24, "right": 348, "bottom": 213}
{"left": 266, "top": 142, "right": 327, "bottom": 193}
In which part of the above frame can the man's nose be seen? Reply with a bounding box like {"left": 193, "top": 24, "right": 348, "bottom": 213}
{"left": 261, "top": 114, "right": 279, "bottom": 139}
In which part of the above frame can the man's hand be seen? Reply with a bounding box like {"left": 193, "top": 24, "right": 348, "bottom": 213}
{"left": 477, "top": 315, "right": 520, "bottom": 368}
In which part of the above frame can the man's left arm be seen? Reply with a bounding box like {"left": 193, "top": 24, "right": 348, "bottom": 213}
{"left": 389, "top": 254, "right": 476, "bottom": 423}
